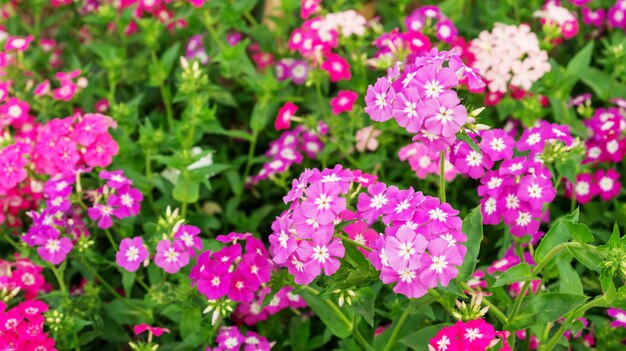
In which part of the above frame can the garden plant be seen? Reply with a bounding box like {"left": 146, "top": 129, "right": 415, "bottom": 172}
{"left": 1, "top": 0, "right": 626, "bottom": 350}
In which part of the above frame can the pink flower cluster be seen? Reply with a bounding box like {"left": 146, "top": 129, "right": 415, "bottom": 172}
{"left": 209, "top": 325, "right": 272, "bottom": 351}
{"left": 365, "top": 48, "right": 483, "bottom": 151}
{"left": 371, "top": 28, "right": 431, "bottom": 65}
{"left": 0, "top": 300, "right": 57, "bottom": 351}
{"left": 469, "top": 23, "right": 551, "bottom": 93}
{"left": 451, "top": 122, "right": 571, "bottom": 237}
{"left": 234, "top": 286, "right": 307, "bottom": 326}
{"left": 153, "top": 224, "right": 204, "bottom": 274}
{"left": 362, "top": 186, "right": 466, "bottom": 298}
{"left": 248, "top": 123, "right": 327, "bottom": 186}
{"left": 88, "top": 170, "right": 144, "bottom": 229}
{"left": 578, "top": 0, "right": 626, "bottom": 30}
{"left": 534, "top": 2, "right": 579, "bottom": 39}
{"left": 186, "top": 34, "right": 210, "bottom": 65}
{"left": 0, "top": 257, "right": 48, "bottom": 300}
{"left": 190, "top": 233, "right": 272, "bottom": 303}
{"left": 429, "top": 319, "right": 510, "bottom": 351}
{"left": 565, "top": 106, "right": 624, "bottom": 203}
{"left": 269, "top": 166, "right": 466, "bottom": 299}
{"left": 405, "top": 5, "right": 459, "bottom": 45}
{"left": 34, "top": 69, "right": 88, "bottom": 102}
{"left": 398, "top": 141, "right": 458, "bottom": 181}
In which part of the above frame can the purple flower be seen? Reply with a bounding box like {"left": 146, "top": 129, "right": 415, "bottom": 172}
{"left": 87, "top": 202, "right": 116, "bottom": 229}
{"left": 116, "top": 237, "right": 149, "bottom": 272}
{"left": 37, "top": 230, "right": 73, "bottom": 265}
{"left": 154, "top": 240, "right": 189, "bottom": 274}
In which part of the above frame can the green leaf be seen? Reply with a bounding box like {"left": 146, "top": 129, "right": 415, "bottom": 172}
{"left": 568, "top": 245, "right": 602, "bottom": 272}
{"left": 172, "top": 176, "right": 200, "bottom": 203}
{"left": 289, "top": 317, "right": 311, "bottom": 351}
{"left": 608, "top": 223, "right": 621, "bottom": 248}
{"left": 535, "top": 219, "right": 578, "bottom": 262}
{"left": 160, "top": 42, "right": 181, "bottom": 77}
{"left": 457, "top": 207, "right": 483, "bottom": 280}
{"left": 567, "top": 222, "right": 593, "bottom": 243}
{"left": 300, "top": 290, "right": 353, "bottom": 338}
{"left": 507, "top": 293, "right": 588, "bottom": 330}
{"left": 556, "top": 257, "right": 583, "bottom": 295}
{"left": 399, "top": 324, "right": 452, "bottom": 350}
{"left": 121, "top": 270, "right": 135, "bottom": 297}
{"left": 578, "top": 67, "right": 610, "bottom": 100}
{"left": 566, "top": 42, "right": 594, "bottom": 75}
{"left": 180, "top": 308, "right": 201, "bottom": 339}
{"left": 457, "top": 132, "right": 481, "bottom": 153}
{"left": 493, "top": 263, "right": 534, "bottom": 288}
{"left": 353, "top": 286, "right": 376, "bottom": 327}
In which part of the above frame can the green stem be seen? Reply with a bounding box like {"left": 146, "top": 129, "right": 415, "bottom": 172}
{"left": 241, "top": 132, "right": 258, "bottom": 195}
{"left": 81, "top": 260, "right": 134, "bottom": 308}
{"left": 48, "top": 262, "right": 67, "bottom": 295}
{"left": 104, "top": 229, "right": 118, "bottom": 251}
{"left": 303, "top": 286, "right": 353, "bottom": 332}
{"left": 439, "top": 152, "right": 446, "bottom": 203}
{"left": 508, "top": 242, "right": 582, "bottom": 324}
{"left": 353, "top": 318, "right": 373, "bottom": 351}
{"left": 383, "top": 307, "right": 411, "bottom": 351}
{"left": 161, "top": 84, "right": 174, "bottom": 130}
{"left": 336, "top": 233, "right": 372, "bottom": 252}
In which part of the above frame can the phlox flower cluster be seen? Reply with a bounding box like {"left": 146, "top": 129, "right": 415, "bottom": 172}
{"left": 234, "top": 286, "right": 307, "bottom": 326}
{"left": 361, "top": 185, "right": 466, "bottom": 298}
{"left": 0, "top": 257, "right": 48, "bottom": 300}
{"left": 429, "top": 319, "right": 510, "bottom": 351}
{"left": 247, "top": 123, "right": 327, "bottom": 186}
{"left": 533, "top": 2, "right": 580, "bottom": 39}
{"left": 398, "top": 141, "right": 458, "bottom": 181}
{"left": 208, "top": 325, "right": 273, "bottom": 351}
{"left": 289, "top": 7, "right": 362, "bottom": 82}
{"left": 0, "top": 300, "right": 57, "bottom": 351}
{"left": 269, "top": 166, "right": 467, "bottom": 299}
{"left": 25, "top": 169, "right": 143, "bottom": 265}
{"left": 365, "top": 48, "right": 483, "bottom": 151}
{"left": 608, "top": 0, "right": 626, "bottom": 29}
{"left": 275, "top": 58, "right": 309, "bottom": 85}
{"left": 564, "top": 105, "right": 624, "bottom": 203}
{"left": 450, "top": 122, "right": 571, "bottom": 237}
{"left": 34, "top": 69, "right": 88, "bottom": 102}
{"left": 152, "top": 223, "right": 204, "bottom": 274}
{"left": 186, "top": 34, "right": 210, "bottom": 65}
{"left": 189, "top": 233, "right": 272, "bottom": 303}
{"left": 581, "top": 0, "right": 626, "bottom": 29}
{"left": 370, "top": 28, "right": 431, "bottom": 67}
{"left": 249, "top": 43, "right": 275, "bottom": 71}
{"left": 405, "top": 5, "right": 459, "bottom": 45}
{"left": 469, "top": 23, "right": 551, "bottom": 93}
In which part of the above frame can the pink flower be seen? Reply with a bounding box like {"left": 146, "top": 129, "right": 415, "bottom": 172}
{"left": 109, "top": 185, "right": 143, "bottom": 218}
{"left": 52, "top": 82, "right": 77, "bottom": 101}
{"left": 321, "top": 53, "right": 351, "bottom": 82}
{"left": 385, "top": 227, "right": 428, "bottom": 271}
{"left": 594, "top": 168, "right": 621, "bottom": 200}
{"left": 275, "top": 102, "right": 298, "bottom": 131}
{"left": 154, "top": 240, "right": 189, "bottom": 274}
{"left": 299, "top": 237, "right": 345, "bottom": 281}
{"left": 174, "top": 224, "right": 203, "bottom": 256}
{"left": 517, "top": 175, "right": 556, "bottom": 208}
{"left": 364, "top": 77, "right": 395, "bottom": 122}
{"left": 37, "top": 230, "right": 73, "bottom": 265}
{"left": 116, "top": 237, "right": 148, "bottom": 272}
{"left": 4, "top": 35, "right": 34, "bottom": 51}
{"left": 479, "top": 129, "right": 515, "bottom": 161}
{"left": 87, "top": 202, "right": 116, "bottom": 229}
{"left": 608, "top": 308, "right": 626, "bottom": 328}
{"left": 300, "top": 0, "right": 321, "bottom": 19}
{"left": 435, "top": 19, "right": 458, "bottom": 44}
{"left": 422, "top": 92, "right": 467, "bottom": 138}
{"left": 187, "top": 0, "right": 205, "bottom": 8}
{"left": 357, "top": 182, "right": 391, "bottom": 224}
{"left": 0, "top": 149, "right": 27, "bottom": 189}
{"left": 413, "top": 64, "right": 458, "bottom": 100}
{"left": 420, "top": 238, "right": 464, "bottom": 288}
{"left": 83, "top": 133, "right": 119, "bottom": 167}
{"left": 34, "top": 80, "right": 51, "bottom": 96}
{"left": 134, "top": 324, "right": 171, "bottom": 337}
{"left": 565, "top": 173, "right": 598, "bottom": 204}
{"left": 392, "top": 87, "right": 423, "bottom": 133}
{"left": 330, "top": 90, "right": 358, "bottom": 115}
{"left": 216, "top": 326, "right": 245, "bottom": 350}
{"left": 300, "top": 182, "right": 347, "bottom": 225}
{"left": 355, "top": 126, "right": 381, "bottom": 152}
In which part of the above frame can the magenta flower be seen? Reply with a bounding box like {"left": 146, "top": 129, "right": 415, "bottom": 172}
{"left": 330, "top": 90, "right": 358, "bottom": 115}
{"left": 83, "top": 133, "right": 119, "bottom": 168}
{"left": 364, "top": 77, "right": 395, "bottom": 122}
{"left": 565, "top": 173, "right": 598, "bottom": 204}
{"left": 37, "top": 230, "right": 73, "bottom": 265}
{"left": 134, "top": 324, "right": 171, "bottom": 337}
{"left": 154, "top": 239, "right": 189, "bottom": 274}
{"left": 109, "top": 185, "right": 143, "bottom": 218}
{"left": 300, "top": 182, "right": 346, "bottom": 225}
{"left": 269, "top": 215, "right": 297, "bottom": 264}
{"left": 216, "top": 326, "right": 245, "bottom": 350}
{"left": 87, "top": 202, "right": 116, "bottom": 229}
{"left": 174, "top": 224, "right": 203, "bottom": 256}
{"left": 594, "top": 169, "right": 621, "bottom": 200}
{"left": 422, "top": 92, "right": 467, "bottom": 138}
{"left": 356, "top": 182, "right": 391, "bottom": 224}
{"left": 99, "top": 169, "right": 132, "bottom": 189}
{"left": 479, "top": 129, "right": 515, "bottom": 161}
{"left": 0, "top": 149, "right": 27, "bottom": 189}
{"left": 300, "top": 237, "right": 345, "bottom": 281}
{"left": 4, "top": 35, "right": 34, "bottom": 51}
{"left": 517, "top": 175, "right": 556, "bottom": 209}
{"left": 321, "top": 53, "right": 351, "bottom": 82}
{"left": 275, "top": 102, "right": 298, "bottom": 131}
{"left": 608, "top": 308, "right": 626, "bottom": 328}
{"left": 116, "top": 237, "right": 148, "bottom": 272}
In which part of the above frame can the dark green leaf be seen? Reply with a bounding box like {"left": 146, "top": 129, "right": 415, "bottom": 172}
{"left": 566, "top": 42, "right": 594, "bottom": 75}
{"left": 399, "top": 324, "right": 452, "bottom": 350}
{"left": 457, "top": 207, "right": 483, "bottom": 280}
{"left": 507, "top": 293, "right": 588, "bottom": 330}
{"left": 556, "top": 257, "right": 583, "bottom": 295}
{"left": 493, "top": 263, "right": 534, "bottom": 288}
{"left": 180, "top": 308, "right": 201, "bottom": 339}
{"left": 300, "top": 290, "right": 353, "bottom": 338}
